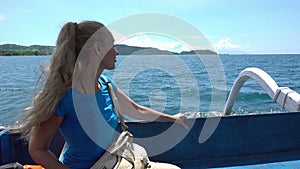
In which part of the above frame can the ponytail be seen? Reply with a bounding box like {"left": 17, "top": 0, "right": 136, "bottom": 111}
{"left": 19, "top": 21, "right": 104, "bottom": 140}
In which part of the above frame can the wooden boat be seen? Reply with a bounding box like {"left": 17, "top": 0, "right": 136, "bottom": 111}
{"left": 1, "top": 68, "right": 300, "bottom": 168}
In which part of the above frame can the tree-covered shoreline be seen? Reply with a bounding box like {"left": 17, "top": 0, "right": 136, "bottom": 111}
{"left": 0, "top": 44, "right": 54, "bottom": 56}
{"left": 0, "top": 44, "right": 217, "bottom": 56}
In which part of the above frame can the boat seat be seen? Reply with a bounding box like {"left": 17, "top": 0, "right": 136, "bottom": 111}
{"left": 0, "top": 129, "right": 65, "bottom": 165}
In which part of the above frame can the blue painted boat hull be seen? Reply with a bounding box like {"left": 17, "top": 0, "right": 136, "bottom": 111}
{"left": 1, "top": 112, "right": 300, "bottom": 168}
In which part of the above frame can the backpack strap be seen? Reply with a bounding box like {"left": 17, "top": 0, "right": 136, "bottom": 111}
{"left": 101, "top": 75, "right": 128, "bottom": 131}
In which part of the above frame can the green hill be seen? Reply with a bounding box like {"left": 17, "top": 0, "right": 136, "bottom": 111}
{"left": 179, "top": 49, "right": 217, "bottom": 55}
{"left": 115, "top": 44, "right": 177, "bottom": 55}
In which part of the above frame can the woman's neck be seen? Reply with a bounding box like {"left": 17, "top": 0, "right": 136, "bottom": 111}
{"left": 73, "top": 67, "right": 104, "bottom": 94}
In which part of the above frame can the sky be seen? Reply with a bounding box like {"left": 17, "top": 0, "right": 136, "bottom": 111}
{"left": 0, "top": 0, "right": 299, "bottom": 54}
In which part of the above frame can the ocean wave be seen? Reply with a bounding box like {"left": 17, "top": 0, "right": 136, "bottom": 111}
{"left": 231, "top": 107, "right": 286, "bottom": 115}
{"left": 0, "top": 87, "right": 26, "bottom": 91}
{"left": 234, "top": 91, "right": 271, "bottom": 101}
{"left": 183, "top": 111, "right": 223, "bottom": 118}
{"left": 182, "top": 109, "right": 285, "bottom": 118}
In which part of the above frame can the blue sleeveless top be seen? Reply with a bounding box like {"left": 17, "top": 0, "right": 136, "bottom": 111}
{"left": 54, "top": 75, "right": 118, "bottom": 169}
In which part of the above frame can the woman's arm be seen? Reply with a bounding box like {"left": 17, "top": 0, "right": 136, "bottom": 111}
{"left": 29, "top": 114, "right": 69, "bottom": 169}
{"left": 115, "top": 87, "right": 188, "bottom": 129}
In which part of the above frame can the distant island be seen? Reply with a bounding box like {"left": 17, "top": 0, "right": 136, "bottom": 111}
{"left": 0, "top": 44, "right": 217, "bottom": 56}
{"left": 0, "top": 44, "right": 54, "bottom": 56}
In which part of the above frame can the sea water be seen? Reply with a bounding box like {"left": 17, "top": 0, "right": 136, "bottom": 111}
{"left": 0, "top": 54, "right": 299, "bottom": 126}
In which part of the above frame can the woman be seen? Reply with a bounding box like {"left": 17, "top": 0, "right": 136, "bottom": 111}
{"left": 19, "top": 21, "right": 188, "bottom": 169}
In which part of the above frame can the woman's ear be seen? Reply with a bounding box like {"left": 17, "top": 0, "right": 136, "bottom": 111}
{"left": 92, "top": 41, "right": 101, "bottom": 56}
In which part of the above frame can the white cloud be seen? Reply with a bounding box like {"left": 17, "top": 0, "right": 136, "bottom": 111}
{"left": 119, "top": 34, "right": 189, "bottom": 53}
{"left": 213, "top": 39, "right": 247, "bottom": 54}
{"left": 214, "top": 39, "right": 241, "bottom": 50}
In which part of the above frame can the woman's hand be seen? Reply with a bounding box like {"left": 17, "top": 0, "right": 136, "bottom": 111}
{"left": 172, "top": 113, "right": 189, "bottom": 129}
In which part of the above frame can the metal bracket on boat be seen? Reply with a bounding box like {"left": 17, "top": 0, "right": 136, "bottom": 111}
{"left": 224, "top": 67, "right": 300, "bottom": 115}
{"left": 274, "top": 87, "right": 300, "bottom": 111}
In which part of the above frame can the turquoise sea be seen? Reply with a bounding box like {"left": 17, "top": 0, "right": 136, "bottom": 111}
{"left": 0, "top": 54, "right": 299, "bottom": 126}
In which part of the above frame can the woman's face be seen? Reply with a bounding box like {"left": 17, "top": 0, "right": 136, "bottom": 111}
{"left": 101, "top": 46, "right": 119, "bottom": 70}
